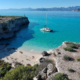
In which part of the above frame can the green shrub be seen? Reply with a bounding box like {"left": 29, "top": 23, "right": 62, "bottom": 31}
{"left": 64, "top": 47, "right": 73, "bottom": 51}
{"left": 77, "top": 58, "right": 80, "bottom": 61}
{"left": 0, "top": 65, "right": 37, "bottom": 80}
{"left": 52, "top": 73, "right": 68, "bottom": 80}
{"left": 69, "top": 44, "right": 75, "bottom": 48}
{"left": 0, "top": 60, "right": 11, "bottom": 77}
{"left": 63, "top": 55, "right": 73, "bottom": 61}
{"left": 68, "top": 68, "right": 75, "bottom": 72}
{"left": 65, "top": 41, "right": 76, "bottom": 49}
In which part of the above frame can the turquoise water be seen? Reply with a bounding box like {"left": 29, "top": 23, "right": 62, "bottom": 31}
{"left": 0, "top": 10, "right": 80, "bottom": 52}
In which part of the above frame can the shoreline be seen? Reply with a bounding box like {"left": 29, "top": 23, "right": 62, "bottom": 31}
{"left": 0, "top": 47, "right": 42, "bottom": 66}
{"left": 1, "top": 41, "right": 80, "bottom": 80}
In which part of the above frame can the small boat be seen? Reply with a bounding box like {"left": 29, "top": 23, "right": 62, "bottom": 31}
{"left": 40, "top": 28, "right": 53, "bottom": 32}
{"left": 40, "top": 13, "right": 53, "bottom": 32}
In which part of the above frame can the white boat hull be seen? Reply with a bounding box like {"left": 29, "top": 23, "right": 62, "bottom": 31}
{"left": 40, "top": 28, "right": 53, "bottom": 32}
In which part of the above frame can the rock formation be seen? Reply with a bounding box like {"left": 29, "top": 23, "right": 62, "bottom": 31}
{"left": 0, "top": 16, "right": 29, "bottom": 39}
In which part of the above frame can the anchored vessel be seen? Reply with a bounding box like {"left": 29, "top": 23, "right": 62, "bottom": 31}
{"left": 40, "top": 13, "right": 53, "bottom": 32}
{"left": 40, "top": 28, "right": 53, "bottom": 32}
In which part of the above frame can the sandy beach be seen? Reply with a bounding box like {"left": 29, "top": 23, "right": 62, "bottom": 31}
{"left": 0, "top": 46, "right": 42, "bottom": 66}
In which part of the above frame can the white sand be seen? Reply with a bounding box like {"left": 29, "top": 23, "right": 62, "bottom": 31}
{"left": 0, "top": 47, "right": 42, "bottom": 66}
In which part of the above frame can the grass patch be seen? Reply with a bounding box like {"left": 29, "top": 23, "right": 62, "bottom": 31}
{"left": 64, "top": 47, "right": 73, "bottom": 51}
{"left": 68, "top": 68, "right": 75, "bottom": 72}
{"left": 69, "top": 44, "right": 75, "bottom": 48}
{"left": 63, "top": 55, "right": 74, "bottom": 61}
{"left": 64, "top": 41, "right": 76, "bottom": 52}
{"left": 52, "top": 73, "right": 68, "bottom": 80}
{"left": 77, "top": 58, "right": 80, "bottom": 61}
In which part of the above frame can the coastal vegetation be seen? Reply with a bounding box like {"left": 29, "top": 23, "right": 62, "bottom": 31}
{"left": 68, "top": 68, "right": 75, "bottom": 72}
{"left": 65, "top": 41, "right": 75, "bottom": 47}
{"left": 63, "top": 55, "right": 74, "bottom": 61}
{"left": 77, "top": 58, "right": 80, "bottom": 61}
{"left": 0, "top": 65, "right": 38, "bottom": 80}
{"left": 1, "top": 41, "right": 80, "bottom": 80}
{"left": 0, "top": 59, "right": 55, "bottom": 80}
{"left": 64, "top": 47, "right": 73, "bottom": 51}
{"left": 64, "top": 41, "right": 80, "bottom": 52}
{"left": 52, "top": 73, "right": 68, "bottom": 80}
{"left": 0, "top": 59, "right": 11, "bottom": 77}
{"left": 64, "top": 41, "right": 76, "bottom": 51}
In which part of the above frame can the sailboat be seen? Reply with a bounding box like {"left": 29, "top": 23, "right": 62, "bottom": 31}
{"left": 40, "top": 13, "right": 53, "bottom": 32}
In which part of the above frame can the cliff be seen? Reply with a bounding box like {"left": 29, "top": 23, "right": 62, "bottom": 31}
{"left": 0, "top": 16, "right": 29, "bottom": 39}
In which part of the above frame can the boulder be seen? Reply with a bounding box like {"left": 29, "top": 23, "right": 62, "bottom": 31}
{"left": 37, "top": 75, "right": 43, "bottom": 80}
{"left": 11, "top": 62, "right": 16, "bottom": 68}
{"left": 42, "top": 51, "right": 48, "bottom": 56}
{"left": 47, "top": 63, "right": 54, "bottom": 76}
{"left": 39, "top": 58, "right": 45, "bottom": 63}
{"left": 43, "top": 67, "right": 48, "bottom": 73}
{"left": 33, "top": 77, "right": 37, "bottom": 80}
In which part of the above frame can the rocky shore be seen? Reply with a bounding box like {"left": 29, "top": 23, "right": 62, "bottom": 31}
{"left": 45, "top": 41, "right": 80, "bottom": 80}
{"left": 0, "top": 41, "right": 80, "bottom": 80}
{"left": 0, "top": 16, "right": 29, "bottom": 39}
{"left": 34, "top": 41, "right": 80, "bottom": 80}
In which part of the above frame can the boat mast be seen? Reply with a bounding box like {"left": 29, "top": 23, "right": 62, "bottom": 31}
{"left": 44, "top": 13, "right": 47, "bottom": 27}
{"left": 46, "top": 13, "right": 47, "bottom": 27}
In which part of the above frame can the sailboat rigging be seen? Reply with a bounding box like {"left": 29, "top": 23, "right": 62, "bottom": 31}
{"left": 40, "top": 13, "right": 53, "bottom": 32}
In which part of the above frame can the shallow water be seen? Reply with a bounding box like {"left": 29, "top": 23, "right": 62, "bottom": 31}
{"left": 0, "top": 10, "right": 80, "bottom": 52}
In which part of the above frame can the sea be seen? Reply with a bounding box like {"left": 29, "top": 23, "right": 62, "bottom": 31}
{"left": 0, "top": 10, "right": 80, "bottom": 52}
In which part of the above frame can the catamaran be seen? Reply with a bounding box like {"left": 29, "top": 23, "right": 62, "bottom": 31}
{"left": 40, "top": 13, "right": 53, "bottom": 32}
